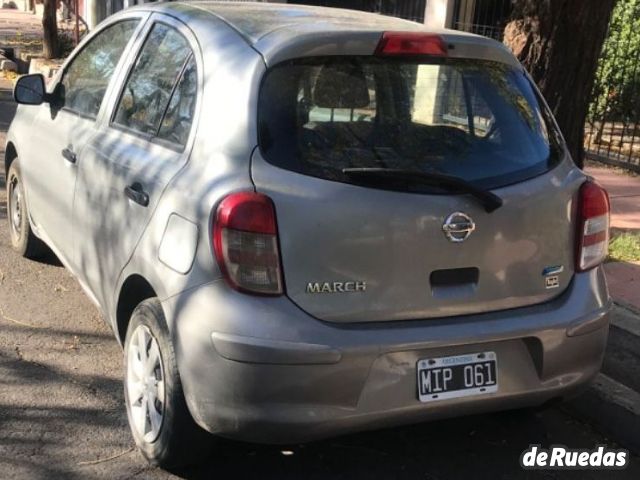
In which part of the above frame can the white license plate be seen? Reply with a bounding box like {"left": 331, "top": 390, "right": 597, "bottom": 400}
{"left": 417, "top": 351, "right": 498, "bottom": 402}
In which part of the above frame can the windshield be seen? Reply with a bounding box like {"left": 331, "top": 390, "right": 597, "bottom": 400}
{"left": 258, "top": 57, "right": 564, "bottom": 190}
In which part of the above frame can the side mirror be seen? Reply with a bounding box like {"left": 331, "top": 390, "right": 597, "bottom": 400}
{"left": 13, "top": 74, "right": 47, "bottom": 106}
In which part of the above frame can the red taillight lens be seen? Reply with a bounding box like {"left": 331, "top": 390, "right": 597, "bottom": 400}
{"left": 375, "top": 32, "right": 447, "bottom": 56}
{"left": 576, "top": 181, "right": 610, "bottom": 272}
{"left": 213, "top": 192, "right": 283, "bottom": 295}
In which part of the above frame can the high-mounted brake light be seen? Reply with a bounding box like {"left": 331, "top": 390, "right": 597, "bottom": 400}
{"left": 375, "top": 32, "right": 447, "bottom": 56}
{"left": 213, "top": 192, "right": 283, "bottom": 295}
{"left": 576, "top": 181, "right": 610, "bottom": 272}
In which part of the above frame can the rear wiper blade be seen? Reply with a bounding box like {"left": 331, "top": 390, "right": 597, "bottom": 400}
{"left": 342, "top": 167, "right": 503, "bottom": 213}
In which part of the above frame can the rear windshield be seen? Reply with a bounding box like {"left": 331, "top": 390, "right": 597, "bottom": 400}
{"left": 258, "top": 57, "right": 564, "bottom": 190}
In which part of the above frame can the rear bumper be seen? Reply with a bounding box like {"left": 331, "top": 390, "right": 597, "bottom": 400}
{"left": 164, "top": 267, "right": 610, "bottom": 444}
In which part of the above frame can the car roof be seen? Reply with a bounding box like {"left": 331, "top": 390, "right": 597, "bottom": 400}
{"left": 152, "top": 1, "right": 474, "bottom": 43}
{"left": 128, "top": 1, "right": 520, "bottom": 68}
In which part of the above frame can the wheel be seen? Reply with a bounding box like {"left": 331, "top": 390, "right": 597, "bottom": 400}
{"left": 6, "top": 160, "right": 47, "bottom": 258}
{"left": 124, "top": 298, "right": 212, "bottom": 468}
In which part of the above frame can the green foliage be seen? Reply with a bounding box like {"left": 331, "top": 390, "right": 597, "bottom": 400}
{"left": 608, "top": 231, "right": 640, "bottom": 263}
{"left": 58, "top": 31, "right": 77, "bottom": 58}
{"left": 590, "top": 0, "right": 640, "bottom": 122}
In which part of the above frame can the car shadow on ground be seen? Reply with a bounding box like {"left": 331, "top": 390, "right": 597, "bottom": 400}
{"left": 173, "top": 408, "right": 597, "bottom": 480}
{"left": 0, "top": 349, "right": 131, "bottom": 480}
{"left": 33, "top": 246, "right": 64, "bottom": 267}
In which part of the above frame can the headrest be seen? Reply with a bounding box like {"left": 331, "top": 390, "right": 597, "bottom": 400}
{"left": 313, "top": 64, "right": 370, "bottom": 109}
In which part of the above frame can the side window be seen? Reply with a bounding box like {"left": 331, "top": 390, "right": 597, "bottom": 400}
{"left": 444, "top": 75, "right": 495, "bottom": 138}
{"left": 157, "top": 56, "right": 197, "bottom": 146}
{"left": 411, "top": 68, "right": 496, "bottom": 138}
{"left": 113, "top": 23, "right": 194, "bottom": 143}
{"left": 465, "top": 83, "right": 495, "bottom": 138}
{"left": 438, "top": 70, "right": 470, "bottom": 130}
{"left": 61, "top": 20, "right": 139, "bottom": 118}
{"left": 305, "top": 65, "right": 377, "bottom": 123}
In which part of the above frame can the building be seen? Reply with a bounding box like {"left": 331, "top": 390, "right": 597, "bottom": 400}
{"left": 3, "top": 0, "right": 31, "bottom": 12}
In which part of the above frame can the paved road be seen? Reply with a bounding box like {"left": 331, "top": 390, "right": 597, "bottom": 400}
{"left": 1, "top": 79, "right": 639, "bottom": 479}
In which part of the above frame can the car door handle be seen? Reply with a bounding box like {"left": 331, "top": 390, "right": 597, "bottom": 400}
{"left": 124, "top": 182, "right": 149, "bottom": 207}
{"left": 61, "top": 147, "right": 76, "bottom": 164}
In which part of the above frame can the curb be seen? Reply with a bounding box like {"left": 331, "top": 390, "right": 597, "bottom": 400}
{"left": 612, "top": 305, "right": 640, "bottom": 337}
{"left": 565, "top": 304, "right": 640, "bottom": 454}
{"left": 613, "top": 301, "right": 640, "bottom": 323}
{"left": 566, "top": 373, "right": 640, "bottom": 455}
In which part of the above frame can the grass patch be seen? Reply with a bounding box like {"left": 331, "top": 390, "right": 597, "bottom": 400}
{"left": 608, "top": 232, "right": 640, "bottom": 263}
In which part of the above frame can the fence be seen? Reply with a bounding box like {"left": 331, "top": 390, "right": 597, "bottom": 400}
{"left": 451, "top": 0, "right": 511, "bottom": 40}
{"left": 296, "top": 0, "right": 640, "bottom": 173}
{"left": 293, "top": 0, "right": 427, "bottom": 23}
{"left": 450, "top": 0, "right": 640, "bottom": 173}
{"left": 585, "top": 0, "right": 640, "bottom": 172}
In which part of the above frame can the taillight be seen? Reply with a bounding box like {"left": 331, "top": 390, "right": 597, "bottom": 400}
{"left": 213, "top": 192, "right": 283, "bottom": 295}
{"left": 576, "top": 181, "right": 610, "bottom": 272}
{"left": 375, "top": 32, "right": 447, "bottom": 56}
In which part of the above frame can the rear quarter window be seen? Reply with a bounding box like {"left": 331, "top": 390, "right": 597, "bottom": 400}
{"left": 112, "top": 23, "right": 196, "bottom": 148}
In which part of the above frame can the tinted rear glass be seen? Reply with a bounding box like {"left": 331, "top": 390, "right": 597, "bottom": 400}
{"left": 258, "top": 57, "right": 563, "bottom": 190}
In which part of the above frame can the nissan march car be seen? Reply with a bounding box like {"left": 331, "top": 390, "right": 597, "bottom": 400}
{"left": 6, "top": 1, "right": 611, "bottom": 467}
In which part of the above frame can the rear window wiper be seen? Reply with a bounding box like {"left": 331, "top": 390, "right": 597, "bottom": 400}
{"left": 342, "top": 167, "right": 503, "bottom": 213}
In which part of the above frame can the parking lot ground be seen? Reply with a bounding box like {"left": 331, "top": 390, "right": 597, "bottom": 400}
{"left": 1, "top": 78, "right": 640, "bottom": 479}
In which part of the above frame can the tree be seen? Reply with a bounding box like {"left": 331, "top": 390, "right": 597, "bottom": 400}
{"left": 42, "top": 0, "right": 59, "bottom": 59}
{"left": 590, "top": 0, "right": 640, "bottom": 130}
{"left": 503, "top": 0, "right": 617, "bottom": 168}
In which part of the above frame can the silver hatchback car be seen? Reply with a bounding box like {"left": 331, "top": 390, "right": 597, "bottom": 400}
{"left": 6, "top": 1, "right": 611, "bottom": 467}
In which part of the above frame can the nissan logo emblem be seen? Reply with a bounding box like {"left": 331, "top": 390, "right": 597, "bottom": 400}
{"left": 442, "top": 212, "right": 475, "bottom": 243}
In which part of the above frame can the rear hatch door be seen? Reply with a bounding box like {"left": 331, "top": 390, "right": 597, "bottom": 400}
{"left": 253, "top": 55, "right": 580, "bottom": 323}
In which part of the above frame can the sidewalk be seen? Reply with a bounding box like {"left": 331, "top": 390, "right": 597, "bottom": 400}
{"left": 0, "top": 7, "right": 79, "bottom": 41}
{"left": 587, "top": 165, "right": 640, "bottom": 230}
{"left": 586, "top": 165, "right": 640, "bottom": 312}
{"left": 0, "top": 9, "right": 42, "bottom": 40}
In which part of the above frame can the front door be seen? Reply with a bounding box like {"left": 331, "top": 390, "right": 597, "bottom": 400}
{"left": 21, "top": 17, "right": 143, "bottom": 269}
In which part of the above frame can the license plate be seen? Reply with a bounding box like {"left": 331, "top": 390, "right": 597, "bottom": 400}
{"left": 417, "top": 351, "right": 498, "bottom": 402}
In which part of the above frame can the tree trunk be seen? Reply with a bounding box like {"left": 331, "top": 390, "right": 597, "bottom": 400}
{"left": 42, "top": 0, "right": 59, "bottom": 60}
{"left": 503, "top": 0, "right": 616, "bottom": 169}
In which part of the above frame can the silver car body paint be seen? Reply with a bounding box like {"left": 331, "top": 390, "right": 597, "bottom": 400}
{"left": 5, "top": 1, "right": 610, "bottom": 443}
{"left": 158, "top": 213, "right": 199, "bottom": 274}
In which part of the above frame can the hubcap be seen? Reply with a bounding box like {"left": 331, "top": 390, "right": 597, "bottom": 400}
{"left": 126, "top": 325, "right": 165, "bottom": 443}
{"left": 9, "top": 176, "right": 22, "bottom": 235}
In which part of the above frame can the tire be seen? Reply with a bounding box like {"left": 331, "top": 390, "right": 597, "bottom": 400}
{"left": 123, "top": 298, "right": 213, "bottom": 468}
{"left": 6, "top": 160, "right": 47, "bottom": 258}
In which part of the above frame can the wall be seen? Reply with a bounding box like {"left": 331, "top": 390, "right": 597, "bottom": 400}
{"left": 2, "top": 0, "right": 31, "bottom": 11}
